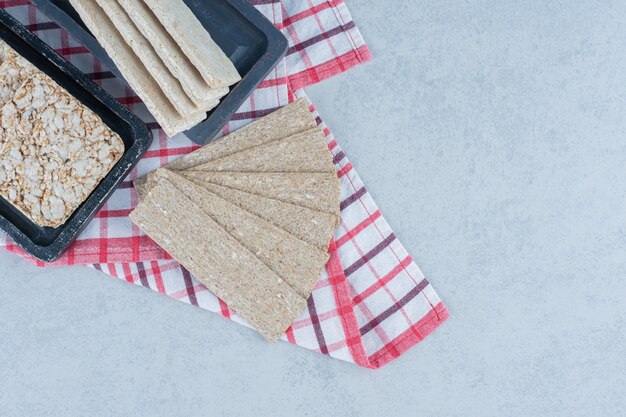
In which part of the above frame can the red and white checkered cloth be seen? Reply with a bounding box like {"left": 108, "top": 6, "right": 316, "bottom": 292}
{"left": 0, "top": 0, "right": 448, "bottom": 368}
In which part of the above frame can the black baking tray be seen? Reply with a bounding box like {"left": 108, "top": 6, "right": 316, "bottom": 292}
{"left": 0, "top": 10, "right": 152, "bottom": 262}
{"left": 30, "top": 0, "right": 289, "bottom": 144}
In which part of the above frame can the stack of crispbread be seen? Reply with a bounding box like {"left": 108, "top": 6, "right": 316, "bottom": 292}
{"left": 69, "top": 0, "right": 241, "bottom": 137}
{"left": 0, "top": 40, "right": 124, "bottom": 228}
{"left": 130, "top": 99, "right": 340, "bottom": 341}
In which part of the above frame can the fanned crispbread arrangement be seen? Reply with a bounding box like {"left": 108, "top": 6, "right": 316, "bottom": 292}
{"left": 69, "top": 0, "right": 241, "bottom": 137}
{"left": 130, "top": 99, "right": 340, "bottom": 341}
{"left": 0, "top": 41, "right": 124, "bottom": 228}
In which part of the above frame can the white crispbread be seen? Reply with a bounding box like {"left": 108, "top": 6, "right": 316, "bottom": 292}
{"left": 94, "top": 0, "right": 201, "bottom": 118}
{"left": 142, "top": 0, "right": 241, "bottom": 88}
{"left": 117, "top": 0, "right": 228, "bottom": 109}
{"left": 69, "top": 0, "right": 204, "bottom": 136}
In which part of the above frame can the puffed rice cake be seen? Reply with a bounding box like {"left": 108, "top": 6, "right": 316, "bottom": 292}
{"left": 0, "top": 71, "right": 124, "bottom": 228}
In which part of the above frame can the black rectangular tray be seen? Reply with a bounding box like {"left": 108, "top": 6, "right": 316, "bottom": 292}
{"left": 0, "top": 10, "right": 152, "bottom": 262}
{"left": 30, "top": 0, "right": 288, "bottom": 144}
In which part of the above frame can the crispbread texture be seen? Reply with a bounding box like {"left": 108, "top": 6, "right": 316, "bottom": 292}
{"left": 134, "top": 173, "right": 157, "bottom": 201}
{"left": 159, "top": 169, "right": 329, "bottom": 298}
{"left": 142, "top": 0, "right": 240, "bottom": 87}
{"left": 190, "top": 128, "right": 335, "bottom": 173}
{"left": 134, "top": 99, "right": 319, "bottom": 196}
{"left": 129, "top": 177, "right": 307, "bottom": 341}
{"left": 69, "top": 0, "right": 204, "bottom": 136}
{"left": 166, "top": 98, "right": 317, "bottom": 171}
{"left": 117, "top": 0, "right": 227, "bottom": 108}
{"left": 182, "top": 171, "right": 341, "bottom": 216}
{"left": 182, "top": 178, "right": 336, "bottom": 251}
{"left": 95, "top": 0, "right": 201, "bottom": 118}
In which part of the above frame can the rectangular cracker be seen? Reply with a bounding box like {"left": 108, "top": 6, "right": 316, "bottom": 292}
{"left": 142, "top": 0, "right": 240, "bottom": 87}
{"left": 182, "top": 172, "right": 340, "bottom": 216}
{"left": 0, "top": 72, "right": 124, "bottom": 228}
{"left": 167, "top": 98, "right": 317, "bottom": 171}
{"left": 160, "top": 169, "right": 329, "bottom": 298}
{"left": 69, "top": 0, "right": 204, "bottom": 137}
{"left": 183, "top": 175, "right": 336, "bottom": 251}
{"left": 190, "top": 127, "right": 335, "bottom": 173}
{"left": 129, "top": 177, "right": 307, "bottom": 341}
{"left": 95, "top": 0, "right": 201, "bottom": 118}
{"left": 117, "top": 0, "right": 228, "bottom": 109}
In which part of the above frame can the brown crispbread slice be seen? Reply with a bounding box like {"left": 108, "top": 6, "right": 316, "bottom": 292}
{"left": 133, "top": 99, "right": 320, "bottom": 197}
{"left": 129, "top": 177, "right": 307, "bottom": 341}
{"left": 183, "top": 178, "right": 336, "bottom": 251}
{"left": 117, "top": 0, "right": 228, "bottom": 109}
{"left": 95, "top": 0, "right": 201, "bottom": 117}
{"left": 69, "top": 0, "right": 204, "bottom": 137}
{"left": 160, "top": 170, "right": 329, "bottom": 298}
{"left": 134, "top": 98, "right": 317, "bottom": 198}
{"left": 182, "top": 171, "right": 340, "bottom": 216}
{"left": 166, "top": 98, "right": 317, "bottom": 171}
{"left": 136, "top": 169, "right": 337, "bottom": 250}
{"left": 189, "top": 127, "right": 335, "bottom": 173}
{"left": 142, "top": 0, "right": 240, "bottom": 87}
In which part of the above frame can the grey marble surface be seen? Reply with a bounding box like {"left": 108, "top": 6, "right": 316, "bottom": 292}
{"left": 2, "top": 1, "right": 626, "bottom": 416}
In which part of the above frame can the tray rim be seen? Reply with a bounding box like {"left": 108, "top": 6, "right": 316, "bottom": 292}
{"left": 0, "top": 9, "right": 152, "bottom": 262}
{"left": 29, "top": 0, "right": 289, "bottom": 144}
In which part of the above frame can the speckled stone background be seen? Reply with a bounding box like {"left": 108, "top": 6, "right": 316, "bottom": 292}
{"left": 2, "top": 1, "right": 625, "bottom": 416}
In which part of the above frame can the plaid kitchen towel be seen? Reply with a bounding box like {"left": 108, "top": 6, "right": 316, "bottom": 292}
{"left": 0, "top": 0, "right": 448, "bottom": 368}
{"left": 278, "top": 0, "right": 372, "bottom": 90}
